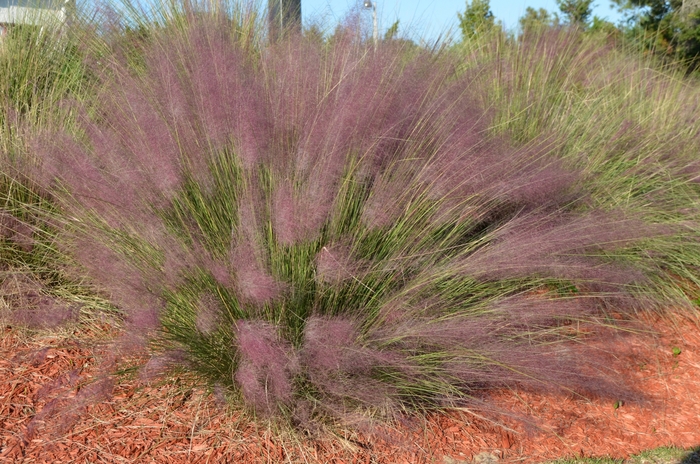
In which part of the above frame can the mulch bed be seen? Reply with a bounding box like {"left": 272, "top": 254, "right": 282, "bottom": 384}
{"left": 1, "top": 312, "right": 699, "bottom": 463}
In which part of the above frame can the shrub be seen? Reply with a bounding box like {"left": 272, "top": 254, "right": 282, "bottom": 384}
{"left": 24, "top": 9, "right": 690, "bottom": 429}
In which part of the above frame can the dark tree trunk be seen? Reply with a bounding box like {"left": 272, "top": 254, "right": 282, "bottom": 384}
{"left": 268, "top": 0, "right": 301, "bottom": 41}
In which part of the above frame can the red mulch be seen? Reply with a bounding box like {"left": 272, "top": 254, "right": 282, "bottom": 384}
{"left": 1, "top": 312, "right": 699, "bottom": 463}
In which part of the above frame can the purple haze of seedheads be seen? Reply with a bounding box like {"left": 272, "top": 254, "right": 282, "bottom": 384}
{"left": 301, "top": 315, "right": 399, "bottom": 409}
{"left": 66, "top": 236, "right": 163, "bottom": 343}
{"left": 0, "top": 210, "right": 35, "bottom": 252}
{"left": 184, "top": 22, "right": 271, "bottom": 168}
{"left": 233, "top": 320, "right": 298, "bottom": 413}
{"left": 139, "top": 350, "right": 187, "bottom": 384}
{"left": 271, "top": 181, "right": 297, "bottom": 245}
{"left": 102, "top": 82, "right": 183, "bottom": 200}
{"left": 302, "top": 316, "right": 359, "bottom": 372}
{"left": 365, "top": 297, "right": 628, "bottom": 398}
{"left": 0, "top": 273, "right": 77, "bottom": 328}
{"left": 24, "top": 372, "right": 116, "bottom": 444}
{"left": 314, "top": 245, "right": 362, "bottom": 284}
{"left": 195, "top": 293, "right": 222, "bottom": 335}
{"left": 58, "top": 377, "right": 115, "bottom": 435}
{"left": 457, "top": 212, "right": 661, "bottom": 288}
{"left": 360, "top": 177, "right": 409, "bottom": 229}
{"left": 232, "top": 241, "right": 285, "bottom": 306}
{"left": 264, "top": 36, "right": 460, "bottom": 240}
{"left": 31, "top": 131, "right": 121, "bottom": 217}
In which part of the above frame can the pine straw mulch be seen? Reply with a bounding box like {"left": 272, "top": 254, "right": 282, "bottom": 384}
{"left": 1, "top": 311, "right": 699, "bottom": 464}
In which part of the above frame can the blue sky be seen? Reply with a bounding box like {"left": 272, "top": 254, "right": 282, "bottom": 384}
{"left": 302, "top": 0, "right": 624, "bottom": 40}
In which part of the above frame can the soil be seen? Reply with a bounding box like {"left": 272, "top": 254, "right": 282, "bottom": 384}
{"left": 1, "top": 311, "right": 699, "bottom": 464}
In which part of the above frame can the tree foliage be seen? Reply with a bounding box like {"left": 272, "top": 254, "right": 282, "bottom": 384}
{"left": 555, "top": 0, "right": 595, "bottom": 26}
{"left": 613, "top": 0, "right": 700, "bottom": 72}
{"left": 519, "top": 7, "right": 559, "bottom": 32}
{"left": 384, "top": 19, "right": 399, "bottom": 40}
{"left": 458, "top": 0, "right": 496, "bottom": 40}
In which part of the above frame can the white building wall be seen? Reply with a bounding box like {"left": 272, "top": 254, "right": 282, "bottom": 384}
{"left": 0, "top": 0, "right": 71, "bottom": 26}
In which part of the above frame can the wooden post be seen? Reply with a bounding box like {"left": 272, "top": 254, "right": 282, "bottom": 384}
{"left": 268, "top": 0, "right": 301, "bottom": 41}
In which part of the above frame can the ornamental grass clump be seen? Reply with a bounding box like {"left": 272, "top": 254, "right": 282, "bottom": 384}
{"left": 24, "top": 10, "right": 689, "bottom": 428}
{"left": 0, "top": 3, "right": 120, "bottom": 336}
{"left": 0, "top": 6, "right": 94, "bottom": 155}
{"left": 458, "top": 26, "right": 700, "bottom": 302}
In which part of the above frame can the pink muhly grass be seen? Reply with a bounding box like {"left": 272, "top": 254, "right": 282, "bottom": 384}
{"left": 488, "top": 294, "right": 596, "bottom": 330}
{"left": 271, "top": 180, "right": 297, "bottom": 245}
{"left": 125, "top": 304, "right": 162, "bottom": 332}
{"left": 365, "top": 300, "right": 632, "bottom": 401}
{"left": 301, "top": 316, "right": 362, "bottom": 372}
{"left": 301, "top": 315, "right": 400, "bottom": 410}
{"left": 455, "top": 212, "right": 665, "bottom": 290}
{"left": 421, "top": 136, "right": 576, "bottom": 216}
{"left": 186, "top": 25, "right": 270, "bottom": 168}
{"left": 158, "top": 233, "right": 199, "bottom": 289}
{"left": 235, "top": 188, "right": 265, "bottom": 244}
{"left": 29, "top": 125, "right": 158, "bottom": 231}
{"left": 360, "top": 176, "right": 415, "bottom": 229}
{"left": 195, "top": 292, "right": 222, "bottom": 335}
{"left": 63, "top": 236, "right": 164, "bottom": 338}
{"left": 263, "top": 35, "right": 457, "bottom": 238}
{"left": 30, "top": 131, "right": 124, "bottom": 216}
{"left": 0, "top": 210, "right": 35, "bottom": 252}
{"left": 367, "top": 315, "right": 499, "bottom": 368}
{"left": 348, "top": 79, "right": 579, "bottom": 232}
{"left": 442, "top": 338, "right": 630, "bottom": 399}
{"left": 314, "top": 245, "right": 363, "bottom": 285}
{"left": 484, "top": 144, "right": 580, "bottom": 210}
{"left": 21, "top": 11, "right": 682, "bottom": 428}
{"left": 231, "top": 241, "right": 286, "bottom": 306}
{"left": 233, "top": 191, "right": 283, "bottom": 299}
{"left": 37, "top": 52, "right": 189, "bottom": 216}
{"left": 55, "top": 376, "right": 116, "bottom": 436}
{"left": 23, "top": 374, "right": 116, "bottom": 443}
{"left": 294, "top": 176, "right": 343, "bottom": 241}
{"left": 73, "top": 376, "right": 116, "bottom": 408}
{"left": 12, "top": 297, "right": 78, "bottom": 329}
{"left": 34, "top": 369, "right": 81, "bottom": 403}
{"left": 262, "top": 37, "right": 327, "bottom": 172}
{"left": 139, "top": 350, "right": 187, "bottom": 384}
{"left": 0, "top": 273, "right": 77, "bottom": 328}
{"left": 233, "top": 320, "right": 298, "bottom": 413}
{"left": 203, "top": 256, "right": 233, "bottom": 288}
{"left": 0, "top": 210, "right": 17, "bottom": 239}
{"left": 96, "top": 77, "right": 184, "bottom": 201}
